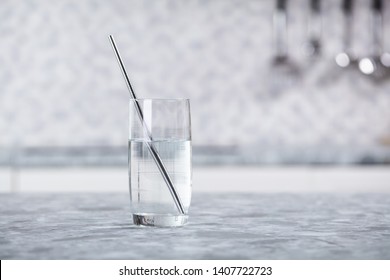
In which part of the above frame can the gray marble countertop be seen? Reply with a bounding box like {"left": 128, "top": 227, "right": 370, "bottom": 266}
{"left": 1, "top": 193, "right": 389, "bottom": 259}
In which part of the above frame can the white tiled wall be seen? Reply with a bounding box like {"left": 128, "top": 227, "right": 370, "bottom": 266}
{"left": 0, "top": 0, "right": 390, "bottom": 162}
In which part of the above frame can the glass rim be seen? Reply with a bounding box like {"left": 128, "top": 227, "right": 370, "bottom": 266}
{"left": 129, "top": 98, "right": 190, "bottom": 102}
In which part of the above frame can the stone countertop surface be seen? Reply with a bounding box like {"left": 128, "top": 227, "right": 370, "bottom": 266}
{"left": 1, "top": 193, "right": 389, "bottom": 260}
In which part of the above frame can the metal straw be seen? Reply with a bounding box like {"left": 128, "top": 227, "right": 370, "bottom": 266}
{"left": 108, "top": 35, "right": 185, "bottom": 215}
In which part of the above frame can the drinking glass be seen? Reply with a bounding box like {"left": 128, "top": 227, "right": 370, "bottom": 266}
{"left": 128, "top": 99, "right": 192, "bottom": 227}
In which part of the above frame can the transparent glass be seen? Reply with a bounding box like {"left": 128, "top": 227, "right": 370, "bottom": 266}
{"left": 128, "top": 99, "right": 192, "bottom": 227}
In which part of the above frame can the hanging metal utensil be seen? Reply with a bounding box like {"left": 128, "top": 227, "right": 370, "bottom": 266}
{"left": 335, "top": 0, "right": 357, "bottom": 68}
{"left": 302, "top": 0, "right": 322, "bottom": 58}
{"left": 268, "top": 0, "right": 301, "bottom": 96}
{"left": 358, "top": 0, "right": 390, "bottom": 81}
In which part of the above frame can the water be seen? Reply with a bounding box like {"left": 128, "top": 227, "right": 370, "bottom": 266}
{"left": 128, "top": 139, "right": 192, "bottom": 226}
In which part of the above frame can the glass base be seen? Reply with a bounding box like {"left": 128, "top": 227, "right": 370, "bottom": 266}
{"left": 133, "top": 213, "right": 189, "bottom": 227}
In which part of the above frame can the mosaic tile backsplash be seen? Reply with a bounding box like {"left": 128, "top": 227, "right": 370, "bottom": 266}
{"left": 1, "top": 0, "right": 390, "bottom": 163}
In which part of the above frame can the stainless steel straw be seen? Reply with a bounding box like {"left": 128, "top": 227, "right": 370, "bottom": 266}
{"left": 108, "top": 35, "right": 185, "bottom": 215}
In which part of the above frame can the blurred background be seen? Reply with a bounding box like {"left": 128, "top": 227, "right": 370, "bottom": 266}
{"left": 1, "top": 0, "right": 390, "bottom": 192}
